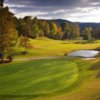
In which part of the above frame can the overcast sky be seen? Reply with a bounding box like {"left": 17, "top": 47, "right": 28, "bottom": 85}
{"left": 4, "top": 0, "right": 100, "bottom": 22}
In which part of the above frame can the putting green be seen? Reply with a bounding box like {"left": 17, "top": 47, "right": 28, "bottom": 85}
{"left": 0, "top": 58, "right": 79, "bottom": 96}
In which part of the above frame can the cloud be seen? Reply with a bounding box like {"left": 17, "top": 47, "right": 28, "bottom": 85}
{"left": 4, "top": 0, "right": 100, "bottom": 22}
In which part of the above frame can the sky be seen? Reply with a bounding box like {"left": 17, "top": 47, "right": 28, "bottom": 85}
{"left": 4, "top": 0, "right": 100, "bottom": 22}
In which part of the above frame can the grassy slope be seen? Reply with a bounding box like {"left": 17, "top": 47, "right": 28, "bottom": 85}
{"left": 0, "top": 57, "right": 100, "bottom": 100}
{"left": 0, "top": 38, "right": 100, "bottom": 100}
{"left": 0, "top": 58, "right": 78, "bottom": 95}
{"left": 34, "top": 59, "right": 100, "bottom": 100}
{"left": 0, "top": 57, "right": 92, "bottom": 100}
{"left": 14, "top": 37, "right": 100, "bottom": 58}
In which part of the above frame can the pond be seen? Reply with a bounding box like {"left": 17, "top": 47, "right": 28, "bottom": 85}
{"left": 68, "top": 50, "right": 99, "bottom": 58}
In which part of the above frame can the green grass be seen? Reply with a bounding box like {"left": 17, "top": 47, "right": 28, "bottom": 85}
{"left": 0, "top": 38, "right": 100, "bottom": 100}
{"left": 0, "top": 57, "right": 91, "bottom": 100}
{"left": 14, "top": 38, "right": 100, "bottom": 58}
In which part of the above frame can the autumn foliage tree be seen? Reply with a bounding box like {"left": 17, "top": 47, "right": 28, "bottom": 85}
{"left": 20, "top": 36, "right": 30, "bottom": 54}
{"left": 0, "top": 7, "right": 17, "bottom": 62}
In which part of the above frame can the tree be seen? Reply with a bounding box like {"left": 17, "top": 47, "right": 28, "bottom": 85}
{"left": 94, "top": 27, "right": 100, "bottom": 39}
{"left": 31, "top": 24, "right": 41, "bottom": 38}
{"left": 70, "top": 23, "right": 80, "bottom": 39}
{"left": 20, "top": 36, "right": 30, "bottom": 53}
{"left": 33, "top": 17, "right": 38, "bottom": 25}
{"left": 0, "top": 7, "right": 17, "bottom": 62}
{"left": 49, "top": 22, "right": 58, "bottom": 39}
{"left": 22, "top": 16, "right": 33, "bottom": 37}
{"left": 45, "top": 23, "right": 50, "bottom": 37}
{"left": 56, "top": 26, "right": 63, "bottom": 39}
{"left": 15, "top": 18, "right": 25, "bottom": 36}
{"left": 0, "top": 0, "right": 4, "bottom": 7}
{"left": 38, "top": 20, "right": 50, "bottom": 37}
{"left": 16, "top": 16, "right": 33, "bottom": 37}
{"left": 83, "top": 27, "right": 92, "bottom": 40}
{"left": 61, "top": 22, "right": 71, "bottom": 39}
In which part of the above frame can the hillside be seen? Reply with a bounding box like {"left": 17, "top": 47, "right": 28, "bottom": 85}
{"left": 0, "top": 38, "right": 100, "bottom": 100}
{"left": 46, "top": 19, "right": 100, "bottom": 30}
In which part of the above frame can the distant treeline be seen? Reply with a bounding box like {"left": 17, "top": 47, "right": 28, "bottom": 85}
{"left": 14, "top": 16, "right": 100, "bottom": 40}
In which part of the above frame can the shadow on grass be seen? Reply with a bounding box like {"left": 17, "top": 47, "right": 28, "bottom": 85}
{"left": 0, "top": 94, "right": 46, "bottom": 99}
{"left": 89, "top": 61, "right": 100, "bottom": 71}
{"left": 96, "top": 72, "right": 100, "bottom": 78}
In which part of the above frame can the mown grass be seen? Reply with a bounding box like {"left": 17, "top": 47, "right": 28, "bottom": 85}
{"left": 0, "top": 38, "right": 100, "bottom": 100}
{"left": 0, "top": 57, "right": 91, "bottom": 100}
{"left": 14, "top": 37, "right": 100, "bottom": 58}
{"left": 34, "top": 59, "right": 100, "bottom": 100}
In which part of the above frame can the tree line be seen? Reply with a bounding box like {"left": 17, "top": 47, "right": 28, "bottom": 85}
{"left": 15, "top": 16, "right": 100, "bottom": 40}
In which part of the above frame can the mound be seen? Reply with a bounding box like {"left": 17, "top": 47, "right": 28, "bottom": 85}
{"left": 0, "top": 58, "right": 79, "bottom": 96}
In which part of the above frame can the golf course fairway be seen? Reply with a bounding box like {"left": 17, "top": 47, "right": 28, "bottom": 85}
{"left": 0, "top": 57, "right": 85, "bottom": 97}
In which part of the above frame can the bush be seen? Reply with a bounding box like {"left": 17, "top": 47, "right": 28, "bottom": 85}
{"left": 21, "top": 51, "right": 28, "bottom": 55}
{"left": 7, "top": 55, "right": 13, "bottom": 62}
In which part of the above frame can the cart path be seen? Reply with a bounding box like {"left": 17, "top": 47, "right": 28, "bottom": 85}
{"left": 14, "top": 56, "right": 63, "bottom": 62}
